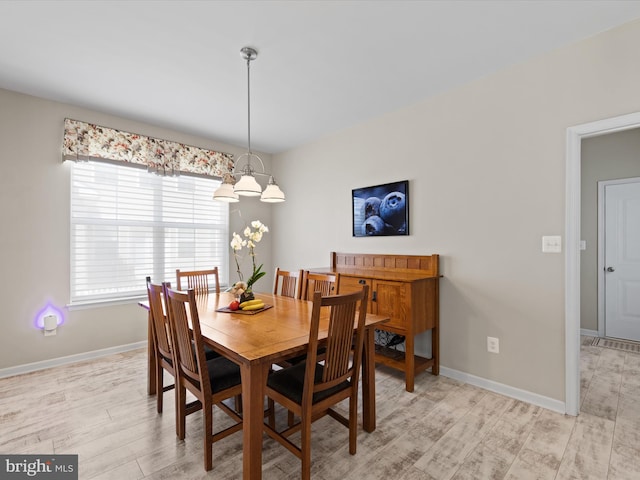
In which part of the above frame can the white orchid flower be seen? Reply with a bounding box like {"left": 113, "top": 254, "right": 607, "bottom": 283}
{"left": 252, "top": 221, "right": 268, "bottom": 233}
{"left": 231, "top": 220, "right": 269, "bottom": 291}
{"left": 230, "top": 232, "right": 246, "bottom": 251}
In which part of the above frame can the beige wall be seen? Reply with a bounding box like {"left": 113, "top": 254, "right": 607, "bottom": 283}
{"left": 271, "top": 19, "right": 640, "bottom": 402}
{"left": 580, "top": 129, "right": 640, "bottom": 332}
{"left": 0, "top": 89, "right": 274, "bottom": 370}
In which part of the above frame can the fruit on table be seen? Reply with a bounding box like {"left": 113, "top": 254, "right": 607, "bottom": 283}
{"left": 228, "top": 300, "right": 240, "bottom": 311}
{"left": 239, "top": 299, "right": 263, "bottom": 309}
{"left": 242, "top": 302, "right": 265, "bottom": 311}
{"left": 240, "top": 299, "right": 265, "bottom": 311}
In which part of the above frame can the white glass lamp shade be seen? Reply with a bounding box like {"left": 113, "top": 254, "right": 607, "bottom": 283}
{"left": 213, "top": 182, "right": 240, "bottom": 202}
{"left": 260, "top": 183, "right": 285, "bottom": 203}
{"left": 234, "top": 174, "right": 262, "bottom": 196}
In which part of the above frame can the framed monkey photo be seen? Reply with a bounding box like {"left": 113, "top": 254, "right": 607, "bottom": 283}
{"left": 352, "top": 180, "right": 409, "bottom": 237}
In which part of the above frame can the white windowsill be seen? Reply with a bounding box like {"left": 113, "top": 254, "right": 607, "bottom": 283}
{"left": 66, "top": 295, "right": 147, "bottom": 311}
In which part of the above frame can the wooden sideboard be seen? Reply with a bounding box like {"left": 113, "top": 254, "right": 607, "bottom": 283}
{"left": 311, "top": 252, "right": 440, "bottom": 392}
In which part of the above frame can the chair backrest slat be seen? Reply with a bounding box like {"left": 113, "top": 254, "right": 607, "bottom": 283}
{"left": 273, "top": 268, "right": 303, "bottom": 299}
{"left": 176, "top": 268, "right": 220, "bottom": 295}
{"left": 164, "top": 285, "right": 211, "bottom": 395}
{"left": 301, "top": 271, "right": 338, "bottom": 301}
{"left": 324, "top": 299, "right": 358, "bottom": 381}
{"left": 146, "top": 277, "right": 173, "bottom": 362}
{"left": 304, "top": 286, "right": 369, "bottom": 398}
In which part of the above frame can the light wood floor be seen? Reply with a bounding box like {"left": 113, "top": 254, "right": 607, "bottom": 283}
{"left": 1, "top": 336, "right": 638, "bottom": 479}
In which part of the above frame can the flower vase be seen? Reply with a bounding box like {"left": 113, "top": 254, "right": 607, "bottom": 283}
{"left": 240, "top": 290, "right": 255, "bottom": 303}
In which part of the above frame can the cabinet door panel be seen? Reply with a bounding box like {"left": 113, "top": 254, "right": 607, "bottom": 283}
{"left": 374, "top": 280, "right": 408, "bottom": 331}
{"left": 338, "top": 276, "right": 375, "bottom": 313}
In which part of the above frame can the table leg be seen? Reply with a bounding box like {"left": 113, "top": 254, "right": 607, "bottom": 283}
{"left": 362, "top": 326, "right": 376, "bottom": 432}
{"left": 241, "top": 360, "right": 269, "bottom": 480}
{"left": 147, "top": 310, "right": 157, "bottom": 395}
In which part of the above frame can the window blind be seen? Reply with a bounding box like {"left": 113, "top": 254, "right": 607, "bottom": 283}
{"left": 70, "top": 161, "right": 229, "bottom": 304}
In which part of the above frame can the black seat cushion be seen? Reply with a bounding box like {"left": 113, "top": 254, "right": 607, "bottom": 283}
{"left": 158, "top": 351, "right": 173, "bottom": 367}
{"left": 204, "top": 344, "right": 221, "bottom": 360}
{"left": 206, "top": 356, "right": 241, "bottom": 394}
{"left": 189, "top": 341, "right": 219, "bottom": 361}
{"left": 184, "top": 346, "right": 222, "bottom": 377}
{"left": 283, "top": 347, "right": 326, "bottom": 365}
{"left": 267, "top": 362, "right": 350, "bottom": 405}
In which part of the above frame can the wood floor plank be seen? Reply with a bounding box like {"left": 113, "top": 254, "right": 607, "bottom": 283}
{"left": 555, "top": 412, "right": 615, "bottom": 480}
{"left": 88, "top": 460, "right": 145, "bottom": 480}
{"left": 412, "top": 392, "right": 511, "bottom": 479}
{"left": 503, "top": 409, "right": 576, "bottom": 480}
{"left": 580, "top": 373, "right": 622, "bottom": 421}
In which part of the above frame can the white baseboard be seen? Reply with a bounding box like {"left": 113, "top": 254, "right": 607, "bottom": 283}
{"left": 0, "top": 341, "right": 147, "bottom": 379}
{"left": 440, "top": 366, "right": 566, "bottom": 415}
{"left": 580, "top": 328, "right": 599, "bottom": 337}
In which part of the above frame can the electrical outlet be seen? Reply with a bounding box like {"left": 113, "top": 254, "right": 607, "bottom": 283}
{"left": 487, "top": 336, "right": 499, "bottom": 354}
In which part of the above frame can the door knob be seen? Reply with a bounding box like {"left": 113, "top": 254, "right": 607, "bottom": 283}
{"left": 606, "top": 266, "right": 615, "bottom": 272}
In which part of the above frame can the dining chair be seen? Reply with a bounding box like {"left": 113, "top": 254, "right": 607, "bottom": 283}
{"left": 164, "top": 284, "right": 243, "bottom": 471}
{"left": 299, "top": 271, "right": 338, "bottom": 300}
{"left": 272, "top": 268, "right": 304, "bottom": 369}
{"left": 281, "top": 271, "right": 338, "bottom": 368}
{"left": 146, "top": 277, "right": 177, "bottom": 415}
{"left": 146, "top": 278, "right": 205, "bottom": 437}
{"left": 175, "top": 270, "right": 239, "bottom": 407}
{"left": 263, "top": 285, "right": 370, "bottom": 480}
{"left": 273, "top": 267, "right": 303, "bottom": 299}
{"left": 176, "top": 267, "right": 220, "bottom": 294}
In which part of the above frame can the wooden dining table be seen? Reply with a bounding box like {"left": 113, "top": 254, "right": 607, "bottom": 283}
{"left": 140, "top": 290, "right": 389, "bottom": 480}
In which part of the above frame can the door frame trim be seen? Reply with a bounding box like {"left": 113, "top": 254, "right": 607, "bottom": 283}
{"left": 597, "top": 177, "right": 640, "bottom": 338}
{"left": 566, "top": 112, "right": 640, "bottom": 416}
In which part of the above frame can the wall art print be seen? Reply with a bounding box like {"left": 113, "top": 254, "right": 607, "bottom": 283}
{"left": 352, "top": 180, "right": 409, "bottom": 237}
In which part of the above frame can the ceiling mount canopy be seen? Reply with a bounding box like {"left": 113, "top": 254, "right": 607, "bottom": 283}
{"left": 213, "top": 47, "right": 285, "bottom": 204}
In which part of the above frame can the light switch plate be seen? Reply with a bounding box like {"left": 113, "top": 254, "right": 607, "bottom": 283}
{"left": 542, "top": 235, "right": 562, "bottom": 253}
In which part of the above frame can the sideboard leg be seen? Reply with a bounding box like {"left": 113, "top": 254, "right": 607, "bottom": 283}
{"left": 405, "top": 333, "right": 415, "bottom": 392}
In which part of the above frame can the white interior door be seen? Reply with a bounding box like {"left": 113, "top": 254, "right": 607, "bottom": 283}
{"left": 604, "top": 179, "right": 640, "bottom": 341}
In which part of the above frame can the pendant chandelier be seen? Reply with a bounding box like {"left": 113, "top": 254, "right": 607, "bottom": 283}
{"left": 213, "top": 47, "right": 285, "bottom": 203}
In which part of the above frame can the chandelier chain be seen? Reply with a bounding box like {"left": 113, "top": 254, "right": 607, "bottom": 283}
{"left": 246, "top": 53, "right": 252, "bottom": 155}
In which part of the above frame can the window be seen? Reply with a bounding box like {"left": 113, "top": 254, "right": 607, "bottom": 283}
{"left": 70, "top": 161, "right": 228, "bottom": 304}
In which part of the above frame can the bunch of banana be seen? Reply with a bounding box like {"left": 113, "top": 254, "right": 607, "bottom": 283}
{"left": 239, "top": 298, "right": 265, "bottom": 311}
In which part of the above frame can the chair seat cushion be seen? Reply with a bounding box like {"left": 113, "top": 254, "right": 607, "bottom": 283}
{"left": 206, "top": 357, "right": 241, "bottom": 394}
{"left": 159, "top": 351, "right": 173, "bottom": 367}
{"left": 189, "top": 342, "right": 219, "bottom": 361}
{"left": 267, "top": 362, "right": 350, "bottom": 405}
{"left": 203, "top": 344, "right": 221, "bottom": 360}
{"left": 283, "top": 347, "right": 326, "bottom": 366}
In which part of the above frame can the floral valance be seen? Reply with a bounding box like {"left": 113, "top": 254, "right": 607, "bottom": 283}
{"left": 63, "top": 118, "right": 234, "bottom": 177}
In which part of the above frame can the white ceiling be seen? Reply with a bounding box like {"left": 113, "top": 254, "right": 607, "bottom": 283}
{"left": 1, "top": 1, "right": 640, "bottom": 154}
